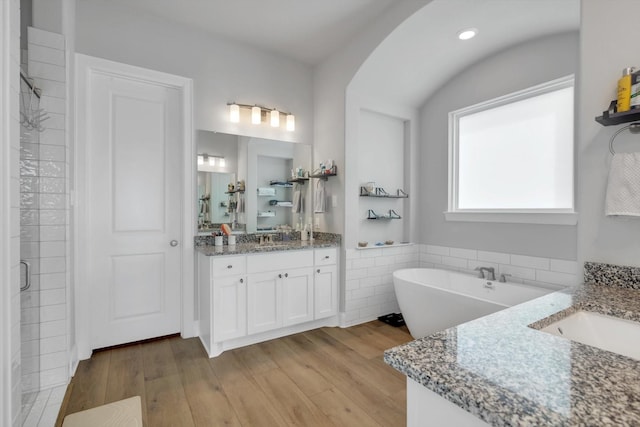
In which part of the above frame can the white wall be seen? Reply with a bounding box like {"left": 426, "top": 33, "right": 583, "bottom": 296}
{"left": 578, "top": 0, "right": 640, "bottom": 268}
{"left": 420, "top": 32, "right": 579, "bottom": 260}
{"left": 75, "top": 0, "right": 313, "bottom": 145}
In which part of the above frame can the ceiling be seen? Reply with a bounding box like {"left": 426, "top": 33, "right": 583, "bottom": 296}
{"left": 353, "top": 0, "right": 581, "bottom": 107}
{"left": 93, "top": 0, "right": 396, "bottom": 65}
{"left": 82, "top": 0, "right": 580, "bottom": 107}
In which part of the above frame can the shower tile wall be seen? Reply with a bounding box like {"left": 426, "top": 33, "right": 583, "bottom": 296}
{"left": 22, "top": 26, "right": 68, "bottom": 393}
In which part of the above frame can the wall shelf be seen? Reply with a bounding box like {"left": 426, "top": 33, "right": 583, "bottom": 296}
{"left": 360, "top": 187, "right": 408, "bottom": 198}
{"left": 269, "top": 180, "right": 294, "bottom": 188}
{"left": 595, "top": 103, "right": 640, "bottom": 126}
{"left": 287, "top": 177, "right": 309, "bottom": 184}
{"left": 366, "top": 209, "right": 401, "bottom": 220}
{"left": 309, "top": 172, "right": 336, "bottom": 181}
{"left": 225, "top": 189, "right": 245, "bottom": 194}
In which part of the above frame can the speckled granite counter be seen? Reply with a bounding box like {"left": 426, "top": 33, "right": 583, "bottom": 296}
{"left": 195, "top": 232, "right": 340, "bottom": 256}
{"left": 384, "top": 262, "right": 640, "bottom": 426}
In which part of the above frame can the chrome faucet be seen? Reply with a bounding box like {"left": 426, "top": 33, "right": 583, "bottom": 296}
{"left": 474, "top": 266, "right": 495, "bottom": 281}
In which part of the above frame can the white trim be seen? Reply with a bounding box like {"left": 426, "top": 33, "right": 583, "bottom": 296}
{"left": 443, "top": 211, "right": 578, "bottom": 225}
{"left": 74, "top": 54, "right": 195, "bottom": 359}
{"left": 447, "top": 75, "right": 576, "bottom": 222}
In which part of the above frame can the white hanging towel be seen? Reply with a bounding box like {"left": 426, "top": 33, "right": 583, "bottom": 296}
{"left": 292, "top": 189, "right": 302, "bottom": 213}
{"left": 605, "top": 152, "right": 640, "bottom": 216}
{"left": 314, "top": 180, "right": 326, "bottom": 213}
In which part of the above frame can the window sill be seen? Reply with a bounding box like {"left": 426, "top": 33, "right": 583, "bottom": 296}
{"left": 444, "top": 211, "right": 578, "bottom": 225}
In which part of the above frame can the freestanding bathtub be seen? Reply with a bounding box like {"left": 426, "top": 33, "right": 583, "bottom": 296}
{"left": 393, "top": 268, "right": 553, "bottom": 338}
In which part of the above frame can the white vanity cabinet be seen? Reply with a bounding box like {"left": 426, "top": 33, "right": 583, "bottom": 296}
{"left": 197, "top": 246, "right": 339, "bottom": 357}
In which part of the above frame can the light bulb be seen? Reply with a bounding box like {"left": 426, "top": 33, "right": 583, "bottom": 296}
{"left": 286, "top": 114, "right": 295, "bottom": 131}
{"left": 270, "top": 109, "right": 280, "bottom": 127}
{"left": 251, "top": 106, "right": 261, "bottom": 124}
{"left": 219, "top": 158, "right": 226, "bottom": 167}
{"left": 197, "top": 155, "right": 204, "bottom": 165}
{"left": 457, "top": 28, "right": 478, "bottom": 40}
{"left": 229, "top": 104, "right": 240, "bottom": 123}
{"left": 208, "top": 156, "right": 215, "bottom": 166}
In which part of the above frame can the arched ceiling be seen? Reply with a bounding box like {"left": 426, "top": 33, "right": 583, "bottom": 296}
{"left": 351, "top": 0, "right": 580, "bottom": 108}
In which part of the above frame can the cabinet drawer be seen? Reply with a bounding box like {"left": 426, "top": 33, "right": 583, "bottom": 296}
{"left": 247, "top": 250, "right": 313, "bottom": 273}
{"left": 211, "top": 256, "right": 246, "bottom": 277}
{"left": 315, "top": 248, "right": 338, "bottom": 266}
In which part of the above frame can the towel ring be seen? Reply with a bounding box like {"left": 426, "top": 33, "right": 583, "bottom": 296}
{"left": 609, "top": 122, "right": 640, "bottom": 155}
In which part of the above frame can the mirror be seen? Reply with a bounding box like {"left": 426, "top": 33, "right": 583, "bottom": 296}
{"left": 196, "top": 130, "right": 311, "bottom": 234}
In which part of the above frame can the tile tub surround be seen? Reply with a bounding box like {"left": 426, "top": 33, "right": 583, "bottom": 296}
{"left": 194, "top": 232, "right": 340, "bottom": 256}
{"left": 384, "top": 282, "right": 640, "bottom": 426}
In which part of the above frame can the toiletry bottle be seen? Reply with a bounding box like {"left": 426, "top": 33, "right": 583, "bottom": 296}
{"left": 617, "top": 67, "right": 636, "bottom": 112}
{"left": 301, "top": 224, "right": 308, "bottom": 241}
{"left": 631, "top": 69, "right": 640, "bottom": 109}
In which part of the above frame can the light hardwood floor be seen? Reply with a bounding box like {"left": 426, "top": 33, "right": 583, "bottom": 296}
{"left": 55, "top": 322, "right": 412, "bottom": 427}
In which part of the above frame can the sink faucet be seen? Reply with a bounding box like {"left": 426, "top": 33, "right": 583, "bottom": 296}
{"left": 474, "top": 266, "right": 495, "bottom": 281}
{"left": 259, "top": 234, "right": 273, "bottom": 245}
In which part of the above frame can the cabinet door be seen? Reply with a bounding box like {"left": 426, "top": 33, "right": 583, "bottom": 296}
{"left": 247, "top": 271, "right": 282, "bottom": 334}
{"left": 314, "top": 265, "right": 338, "bottom": 319}
{"left": 213, "top": 275, "right": 247, "bottom": 341}
{"left": 282, "top": 267, "right": 314, "bottom": 327}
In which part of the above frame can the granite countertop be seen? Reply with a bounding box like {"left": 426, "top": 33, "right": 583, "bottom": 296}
{"left": 195, "top": 239, "right": 339, "bottom": 256}
{"left": 384, "top": 276, "right": 640, "bottom": 426}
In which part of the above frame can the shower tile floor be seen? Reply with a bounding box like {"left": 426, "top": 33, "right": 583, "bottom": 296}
{"left": 22, "top": 385, "right": 66, "bottom": 427}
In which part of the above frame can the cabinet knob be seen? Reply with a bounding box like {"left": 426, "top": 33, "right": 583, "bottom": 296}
{"left": 324, "top": 255, "right": 330, "bottom": 259}
{"left": 239, "top": 278, "right": 244, "bottom": 284}
{"left": 284, "top": 273, "right": 289, "bottom": 278}
{"left": 170, "top": 240, "right": 179, "bottom": 247}
{"left": 317, "top": 269, "right": 321, "bottom": 273}
{"left": 278, "top": 273, "right": 283, "bottom": 279}
{"left": 227, "top": 265, "right": 233, "bottom": 269}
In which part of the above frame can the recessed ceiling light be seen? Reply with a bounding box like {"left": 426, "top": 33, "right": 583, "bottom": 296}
{"left": 457, "top": 28, "right": 478, "bottom": 40}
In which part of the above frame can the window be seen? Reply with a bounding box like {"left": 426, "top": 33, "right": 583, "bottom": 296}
{"left": 447, "top": 75, "right": 576, "bottom": 225}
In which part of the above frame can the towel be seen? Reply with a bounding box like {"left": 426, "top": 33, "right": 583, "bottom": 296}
{"left": 292, "top": 189, "right": 302, "bottom": 213}
{"left": 314, "top": 180, "right": 326, "bottom": 213}
{"left": 258, "top": 187, "right": 276, "bottom": 196}
{"left": 605, "top": 152, "right": 640, "bottom": 216}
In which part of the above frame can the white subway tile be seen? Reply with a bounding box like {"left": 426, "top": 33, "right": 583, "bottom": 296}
{"left": 351, "top": 257, "right": 375, "bottom": 269}
{"left": 345, "top": 298, "right": 368, "bottom": 311}
{"left": 510, "top": 254, "right": 550, "bottom": 270}
{"left": 40, "top": 144, "right": 65, "bottom": 162}
{"left": 477, "top": 250, "right": 511, "bottom": 265}
{"left": 359, "top": 248, "right": 382, "bottom": 258}
{"left": 374, "top": 256, "right": 394, "bottom": 266}
{"left": 346, "top": 249, "right": 360, "bottom": 260}
{"left": 40, "top": 320, "right": 66, "bottom": 338}
{"left": 441, "top": 256, "right": 468, "bottom": 269}
{"left": 374, "top": 283, "right": 394, "bottom": 294}
{"left": 40, "top": 225, "right": 65, "bottom": 241}
{"left": 367, "top": 266, "right": 388, "bottom": 277}
{"left": 535, "top": 270, "right": 578, "bottom": 287}
{"left": 467, "top": 260, "right": 499, "bottom": 274}
{"left": 40, "top": 289, "right": 66, "bottom": 306}
{"left": 27, "top": 27, "right": 65, "bottom": 50}
{"left": 40, "top": 304, "right": 66, "bottom": 322}
{"left": 39, "top": 367, "right": 68, "bottom": 389}
{"left": 499, "top": 264, "right": 536, "bottom": 281}
{"left": 39, "top": 161, "right": 65, "bottom": 178}
{"left": 39, "top": 128, "right": 65, "bottom": 145}
{"left": 40, "top": 273, "right": 66, "bottom": 289}
{"left": 345, "top": 268, "right": 367, "bottom": 281}
{"left": 360, "top": 305, "right": 384, "bottom": 319}
{"left": 40, "top": 177, "right": 65, "bottom": 193}
{"left": 360, "top": 276, "right": 382, "bottom": 288}
{"left": 27, "top": 44, "right": 65, "bottom": 67}
{"left": 43, "top": 112, "right": 65, "bottom": 130}
{"left": 345, "top": 279, "right": 360, "bottom": 291}
{"left": 40, "top": 336, "right": 66, "bottom": 354}
{"left": 426, "top": 245, "right": 450, "bottom": 256}
{"left": 40, "top": 351, "right": 67, "bottom": 371}
{"left": 449, "top": 247, "right": 477, "bottom": 260}
{"left": 367, "top": 293, "right": 394, "bottom": 306}
{"left": 29, "top": 62, "right": 65, "bottom": 82}
{"left": 549, "top": 259, "right": 578, "bottom": 275}
{"left": 382, "top": 247, "right": 403, "bottom": 256}
{"left": 351, "top": 288, "right": 375, "bottom": 299}
{"left": 420, "top": 253, "right": 442, "bottom": 264}
{"left": 40, "top": 210, "right": 66, "bottom": 226}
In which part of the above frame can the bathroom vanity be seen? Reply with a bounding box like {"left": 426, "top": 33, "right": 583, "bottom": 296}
{"left": 196, "top": 237, "right": 339, "bottom": 357}
{"left": 385, "top": 261, "right": 640, "bottom": 426}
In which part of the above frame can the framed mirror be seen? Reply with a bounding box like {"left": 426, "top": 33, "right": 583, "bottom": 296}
{"left": 196, "top": 130, "right": 311, "bottom": 234}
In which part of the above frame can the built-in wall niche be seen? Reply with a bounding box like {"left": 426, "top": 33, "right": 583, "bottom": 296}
{"left": 196, "top": 130, "right": 311, "bottom": 234}
{"left": 357, "top": 110, "right": 408, "bottom": 245}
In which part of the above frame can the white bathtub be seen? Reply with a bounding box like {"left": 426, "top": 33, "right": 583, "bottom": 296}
{"left": 393, "top": 268, "right": 552, "bottom": 338}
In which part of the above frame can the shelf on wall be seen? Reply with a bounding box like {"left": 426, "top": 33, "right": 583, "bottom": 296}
{"left": 355, "top": 242, "right": 413, "bottom": 250}
{"left": 269, "top": 180, "right": 293, "bottom": 188}
{"left": 595, "top": 103, "right": 640, "bottom": 126}
{"left": 309, "top": 172, "right": 337, "bottom": 181}
{"left": 366, "top": 209, "right": 402, "bottom": 220}
{"left": 287, "top": 177, "right": 309, "bottom": 184}
{"left": 360, "top": 187, "right": 408, "bottom": 198}
{"left": 225, "top": 189, "right": 245, "bottom": 194}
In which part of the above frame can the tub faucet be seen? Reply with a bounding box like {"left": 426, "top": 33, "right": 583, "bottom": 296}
{"left": 474, "top": 266, "right": 495, "bottom": 281}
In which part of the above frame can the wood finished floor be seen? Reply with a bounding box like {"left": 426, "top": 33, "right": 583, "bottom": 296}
{"left": 55, "top": 322, "right": 412, "bottom": 427}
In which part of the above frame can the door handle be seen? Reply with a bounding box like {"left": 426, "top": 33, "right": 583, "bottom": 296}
{"left": 170, "top": 240, "right": 179, "bottom": 247}
{"left": 20, "top": 260, "right": 31, "bottom": 292}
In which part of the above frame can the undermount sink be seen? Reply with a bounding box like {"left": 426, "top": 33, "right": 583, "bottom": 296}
{"left": 539, "top": 311, "right": 640, "bottom": 361}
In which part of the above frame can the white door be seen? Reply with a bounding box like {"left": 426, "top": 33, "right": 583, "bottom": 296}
{"left": 314, "top": 265, "right": 338, "bottom": 319}
{"left": 86, "top": 66, "right": 183, "bottom": 349}
{"left": 247, "top": 272, "right": 281, "bottom": 334}
{"left": 214, "top": 275, "right": 247, "bottom": 341}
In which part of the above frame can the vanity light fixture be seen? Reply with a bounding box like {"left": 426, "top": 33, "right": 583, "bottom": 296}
{"left": 197, "top": 155, "right": 204, "bottom": 165}
{"left": 229, "top": 103, "right": 240, "bottom": 123}
{"left": 457, "top": 28, "right": 478, "bottom": 40}
{"left": 270, "top": 109, "right": 280, "bottom": 127}
{"left": 227, "top": 102, "right": 295, "bottom": 131}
